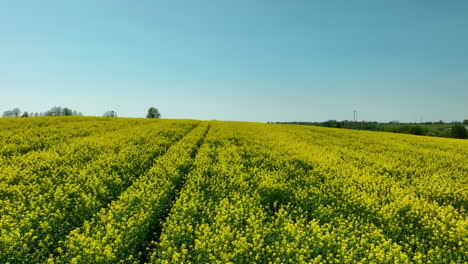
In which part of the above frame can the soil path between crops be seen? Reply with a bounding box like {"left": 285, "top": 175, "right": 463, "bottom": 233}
{"left": 137, "top": 122, "right": 211, "bottom": 263}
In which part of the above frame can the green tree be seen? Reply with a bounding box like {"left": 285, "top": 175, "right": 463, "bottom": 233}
{"left": 47, "top": 106, "right": 62, "bottom": 116}
{"left": 2, "top": 108, "right": 21, "bottom": 117}
{"left": 12, "top": 108, "right": 21, "bottom": 117}
{"left": 409, "top": 126, "right": 424, "bottom": 135}
{"left": 2, "top": 110, "right": 14, "bottom": 117}
{"left": 451, "top": 125, "right": 467, "bottom": 139}
{"left": 146, "top": 107, "right": 161, "bottom": 118}
{"left": 103, "top": 110, "right": 117, "bottom": 117}
{"left": 63, "top": 108, "right": 73, "bottom": 116}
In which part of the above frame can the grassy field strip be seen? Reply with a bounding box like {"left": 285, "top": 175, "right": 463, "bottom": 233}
{"left": 0, "top": 117, "right": 145, "bottom": 158}
{"left": 53, "top": 123, "right": 210, "bottom": 263}
{"left": 0, "top": 120, "right": 199, "bottom": 263}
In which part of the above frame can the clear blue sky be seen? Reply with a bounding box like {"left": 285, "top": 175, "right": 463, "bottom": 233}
{"left": 1, "top": 0, "right": 467, "bottom": 122}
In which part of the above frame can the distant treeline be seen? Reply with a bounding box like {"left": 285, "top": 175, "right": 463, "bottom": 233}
{"left": 270, "top": 120, "right": 468, "bottom": 139}
{"left": 2, "top": 106, "right": 161, "bottom": 119}
{"left": 2, "top": 107, "right": 83, "bottom": 118}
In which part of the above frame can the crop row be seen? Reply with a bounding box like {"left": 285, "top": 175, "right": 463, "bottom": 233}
{"left": 1, "top": 119, "right": 199, "bottom": 263}
{"left": 53, "top": 122, "right": 211, "bottom": 263}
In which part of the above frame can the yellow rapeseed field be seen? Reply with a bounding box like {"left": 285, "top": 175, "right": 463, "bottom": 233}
{"left": 0, "top": 117, "right": 466, "bottom": 263}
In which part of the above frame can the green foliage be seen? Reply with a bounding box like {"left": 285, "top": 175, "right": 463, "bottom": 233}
{"left": 45, "top": 106, "right": 81, "bottom": 116}
{"left": 62, "top": 107, "right": 73, "bottom": 116}
{"left": 278, "top": 121, "right": 466, "bottom": 139}
{"left": 409, "top": 125, "right": 424, "bottom": 135}
{"left": 147, "top": 107, "right": 161, "bottom": 118}
{"left": 103, "top": 110, "right": 117, "bottom": 117}
{"left": 2, "top": 108, "right": 21, "bottom": 117}
{"left": 451, "top": 125, "right": 467, "bottom": 139}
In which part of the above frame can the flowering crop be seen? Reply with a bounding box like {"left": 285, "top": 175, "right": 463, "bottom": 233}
{"left": 0, "top": 118, "right": 466, "bottom": 263}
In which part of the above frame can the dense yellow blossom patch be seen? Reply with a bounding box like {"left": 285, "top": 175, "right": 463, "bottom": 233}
{"left": 0, "top": 118, "right": 466, "bottom": 263}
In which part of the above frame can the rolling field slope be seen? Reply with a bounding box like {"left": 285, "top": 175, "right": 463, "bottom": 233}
{"left": 0, "top": 117, "right": 466, "bottom": 263}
